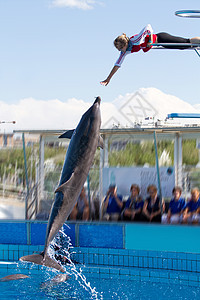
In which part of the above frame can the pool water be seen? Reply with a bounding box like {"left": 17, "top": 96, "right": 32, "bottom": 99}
{"left": 0, "top": 263, "right": 200, "bottom": 300}
{"left": 1, "top": 228, "right": 200, "bottom": 299}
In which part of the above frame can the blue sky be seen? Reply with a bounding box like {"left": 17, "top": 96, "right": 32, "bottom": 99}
{"left": 0, "top": 0, "right": 200, "bottom": 105}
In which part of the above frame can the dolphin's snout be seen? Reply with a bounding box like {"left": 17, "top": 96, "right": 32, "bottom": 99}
{"left": 94, "top": 96, "right": 101, "bottom": 105}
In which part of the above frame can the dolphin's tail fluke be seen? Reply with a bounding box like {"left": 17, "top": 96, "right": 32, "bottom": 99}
{"left": 19, "top": 254, "right": 65, "bottom": 273}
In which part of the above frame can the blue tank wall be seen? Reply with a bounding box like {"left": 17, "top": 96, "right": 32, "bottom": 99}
{"left": 125, "top": 224, "right": 200, "bottom": 253}
{"left": 0, "top": 221, "right": 200, "bottom": 254}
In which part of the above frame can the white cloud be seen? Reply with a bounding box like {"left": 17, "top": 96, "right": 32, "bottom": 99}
{"left": 0, "top": 96, "right": 115, "bottom": 133}
{"left": 194, "top": 104, "right": 200, "bottom": 111}
{"left": 0, "top": 97, "right": 90, "bottom": 132}
{"left": 51, "top": 0, "right": 98, "bottom": 10}
{"left": 1, "top": 88, "right": 200, "bottom": 133}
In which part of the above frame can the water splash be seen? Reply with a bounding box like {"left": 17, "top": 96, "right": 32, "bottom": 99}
{"left": 47, "top": 225, "right": 100, "bottom": 299}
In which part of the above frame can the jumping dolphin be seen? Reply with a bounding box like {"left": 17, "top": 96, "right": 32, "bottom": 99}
{"left": 20, "top": 96, "right": 102, "bottom": 272}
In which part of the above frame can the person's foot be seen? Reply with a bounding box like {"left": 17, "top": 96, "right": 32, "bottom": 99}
{"left": 190, "top": 37, "right": 200, "bottom": 44}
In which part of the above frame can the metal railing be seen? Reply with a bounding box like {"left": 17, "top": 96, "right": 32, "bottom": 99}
{"left": 25, "top": 184, "right": 38, "bottom": 220}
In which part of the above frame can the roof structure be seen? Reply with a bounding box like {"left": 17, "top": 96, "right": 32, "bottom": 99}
{"left": 14, "top": 125, "right": 200, "bottom": 142}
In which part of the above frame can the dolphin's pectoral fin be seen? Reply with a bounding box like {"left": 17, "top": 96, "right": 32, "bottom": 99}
{"left": 58, "top": 129, "right": 75, "bottom": 139}
{"left": 98, "top": 135, "right": 104, "bottom": 149}
{"left": 55, "top": 185, "right": 64, "bottom": 194}
{"left": 55, "top": 173, "right": 75, "bottom": 194}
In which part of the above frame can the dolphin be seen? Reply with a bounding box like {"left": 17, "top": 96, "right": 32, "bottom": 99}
{"left": 20, "top": 96, "right": 103, "bottom": 272}
{"left": 0, "top": 274, "right": 30, "bottom": 282}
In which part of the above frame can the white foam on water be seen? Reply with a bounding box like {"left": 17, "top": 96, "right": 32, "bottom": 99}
{"left": 48, "top": 226, "right": 100, "bottom": 299}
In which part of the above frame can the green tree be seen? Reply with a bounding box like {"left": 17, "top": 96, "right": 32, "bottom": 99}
{"left": 182, "top": 140, "right": 198, "bottom": 165}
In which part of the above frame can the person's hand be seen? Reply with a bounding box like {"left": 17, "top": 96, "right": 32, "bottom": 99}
{"left": 100, "top": 79, "right": 110, "bottom": 86}
{"left": 147, "top": 42, "right": 152, "bottom": 47}
{"left": 106, "top": 190, "right": 111, "bottom": 197}
{"left": 113, "top": 188, "right": 117, "bottom": 198}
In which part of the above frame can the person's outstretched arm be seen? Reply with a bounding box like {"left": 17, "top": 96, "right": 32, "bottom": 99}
{"left": 100, "top": 65, "right": 120, "bottom": 86}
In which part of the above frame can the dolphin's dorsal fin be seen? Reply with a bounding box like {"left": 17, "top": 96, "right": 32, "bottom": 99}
{"left": 55, "top": 173, "right": 75, "bottom": 195}
{"left": 58, "top": 129, "right": 75, "bottom": 139}
{"left": 98, "top": 136, "right": 104, "bottom": 149}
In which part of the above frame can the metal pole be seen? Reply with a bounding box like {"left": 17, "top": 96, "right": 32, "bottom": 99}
{"left": 38, "top": 135, "right": 45, "bottom": 202}
{"left": 104, "top": 137, "right": 109, "bottom": 167}
{"left": 153, "top": 131, "right": 162, "bottom": 212}
{"left": 87, "top": 174, "right": 91, "bottom": 219}
{"left": 99, "top": 138, "right": 105, "bottom": 220}
{"left": 174, "top": 134, "right": 182, "bottom": 187}
{"left": 22, "top": 133, "right": 29, "bottom": 219}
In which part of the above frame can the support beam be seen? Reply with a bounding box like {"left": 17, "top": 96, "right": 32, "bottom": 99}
{"left": 153, "top": 132, "right": 162, "bottom": 211}
{"left": 38, "top": 135, "right": 45, "bottom": 203}
{"left": 174, "top": 134, "right": 182, "bottom": 187}
{"left": 99, "top": 147, "right": 104, "bottom": 220}
{"left": 99, "top": 135, "right": 108, "bottom": 219}
{"left": 104, "top": 137, "right": 109, "bottom": 167}
{"left": 22, "top": 133, "right": 29, "bottom": 220}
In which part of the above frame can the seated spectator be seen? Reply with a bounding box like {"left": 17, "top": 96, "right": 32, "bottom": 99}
{"left": 70, "top": 187, "right": 90, "bottom": 221}
{"left": 162, "top": 186, "right": 185, "bottom": 224}
{"left": 142, "top": 185, "right": 161, "bottom": 223}
{"left": 122, "top": 184, "right": 144, "bottom": 221}
{"left": 102, "top": 184, "right": 123, "bottom": 221}
{"left": 182, "top": 187, "right": 200, "bottom": 224}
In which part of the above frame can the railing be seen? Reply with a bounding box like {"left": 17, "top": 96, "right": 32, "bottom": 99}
{"left": 25, "top": 184, "right": 38, "bottom": 220}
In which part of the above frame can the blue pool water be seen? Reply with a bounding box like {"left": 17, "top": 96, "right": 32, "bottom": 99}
{"left": 0, "top": 262, "right": 200, "bottom": 299}
{"left": 1, "top": 224, "right": 200, "bottom": 299}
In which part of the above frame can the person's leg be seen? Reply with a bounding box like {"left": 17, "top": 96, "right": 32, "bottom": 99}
{"left": 122, "top": 212, "right": 132, "bottom": 221}
{"left": 170, "top": 214, "right": 180, "bottom": 224}
{"left": 156, "top": 32, "right": 191, "bottom": 49}
{"left": 110, "top": 213, "right": 120, "bottom": 221}
{"left": 102, "top": 213, "right": 110, "bottom": 221}
{"left": 70, "top": 206, "right": 78, "bottom": 220}
{"left": 181, "top": 213, "right": 188, "bottom": 224}
{"left": 161, "top": 213, "right": 168, "bottom": 224}
{"left": 191, "top": 214, "right": 200, "bottom": 224}
{"left": 82, "top": 206, "right": 90, "bottom": 221}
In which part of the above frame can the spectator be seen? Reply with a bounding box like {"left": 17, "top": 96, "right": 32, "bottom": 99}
{"left": 142, "top": 185, "right": 161, "bottom": 223}
{"left": 162, "top": 186, "right": 185, "bottom": 224}
{"left": 70, "top": 187, "right": 90, "bottom": 221}
{"left": 123, "top": 184, "right": 144, "bottom": 221}
{"left": 102, "top": 184, "right": 123, "bottom": 221}
{"left": 182, "top": 187, "right": 200, "bottom": 224}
